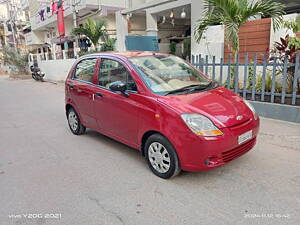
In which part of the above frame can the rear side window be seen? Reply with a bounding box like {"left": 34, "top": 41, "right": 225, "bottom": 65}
{"left": 74, "top": 58, "right": 97, "bottom": 83}
{"left": 98, "top": 58, "right": 137, "bottom": 91}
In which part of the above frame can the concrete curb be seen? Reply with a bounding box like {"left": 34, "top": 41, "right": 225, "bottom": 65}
{"left": 9, "top": 74, "right": 31, "bottom": 80}
{"left": 250, "top": 101, "right": 300, "bottom": 123}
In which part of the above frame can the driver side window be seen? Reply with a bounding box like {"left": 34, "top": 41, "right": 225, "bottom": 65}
{"left": 98, "top": 58, "right": 137, "bottom": 91}
{"left": 74, "top": 58, "right": 97, "bottom": 83}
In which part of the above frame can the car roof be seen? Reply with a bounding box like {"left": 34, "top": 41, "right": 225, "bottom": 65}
{"left": 88, "top": 51, "right": 169, "bottom": 59}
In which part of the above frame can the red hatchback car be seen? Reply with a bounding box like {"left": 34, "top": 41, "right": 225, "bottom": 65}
{"left": 65, "top": 51, "right": 259, "bottom": 179}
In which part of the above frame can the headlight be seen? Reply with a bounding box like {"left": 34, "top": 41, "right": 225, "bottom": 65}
{"left": 181, "top": 114, "right": 223, "bottom": 137}
{"left": 244, "top": 100, "right": 258, "bottom": 119}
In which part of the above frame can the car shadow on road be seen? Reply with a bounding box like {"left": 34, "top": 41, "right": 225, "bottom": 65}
{"left": 83, "top": 129, "right": 146, "bottom": 165}
{"left": 80, "top": 128, "right": 257, "bottom": 182}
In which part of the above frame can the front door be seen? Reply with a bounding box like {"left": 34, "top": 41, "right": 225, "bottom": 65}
{"left": 93, "top": 57, "right": 140, "bottom": 145}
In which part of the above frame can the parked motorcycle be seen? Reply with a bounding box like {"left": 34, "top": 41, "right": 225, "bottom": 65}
{"left": 30, "top": 65, "right": 45, "bottom": 81}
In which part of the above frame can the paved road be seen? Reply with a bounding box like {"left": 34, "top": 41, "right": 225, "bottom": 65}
{"left": 0, "top": 77, "right": 299, "bottom": 225}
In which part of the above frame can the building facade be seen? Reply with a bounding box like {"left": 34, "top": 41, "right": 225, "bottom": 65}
{"left": 24, "top": 0, "right": 300, "bottom": 81}
{"left": 0, "top": 0, "right": 28, "bottom": 51}
{"left": 26, "top": 0, "right": 300, "bottom": 59}
{"left": 116, "top": 0, "right": 300, "bottom": 61}
{"left": 25, "top": 0, "right": 146, "bottom": 58}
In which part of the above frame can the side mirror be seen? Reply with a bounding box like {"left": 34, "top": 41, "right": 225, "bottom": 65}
{"left": 109, "top": 81, "right": 129, "bottom": 97}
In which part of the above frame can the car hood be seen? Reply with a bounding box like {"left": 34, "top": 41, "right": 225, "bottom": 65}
{"left": 158, "top": 87, "right": 253, "bottom": 128}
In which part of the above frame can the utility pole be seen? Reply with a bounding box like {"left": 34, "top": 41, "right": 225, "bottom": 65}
{"left": 6, "top": 0, "right": 20, "bottom": 50}
{"left": 5, "top": 0, "right": 17, "bottom": 50}
{"left": 71, "top": 0, "right": 81, "bottom": 56}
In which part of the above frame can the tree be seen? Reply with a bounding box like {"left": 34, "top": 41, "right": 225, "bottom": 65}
{"left": 72, "top": 18, "right": 107, "bottom": 51}
{"left": 194, "top": 0, "right": 285, "bottom": 59}
{"left": 100, "top": 38, "right": 117, "bottom": 52}
{"left": 2, "top": 46, "right": 29, "bottom": 74}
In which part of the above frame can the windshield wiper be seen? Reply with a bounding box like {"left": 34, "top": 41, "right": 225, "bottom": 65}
{"left": 165, "top": 82, "right": 214, "bottom": 95}
{"left": 164, "top": 84, "right": 202, "bottom": 95}
{"left": 189, "top": 81, "right": 215, "bottom": 92}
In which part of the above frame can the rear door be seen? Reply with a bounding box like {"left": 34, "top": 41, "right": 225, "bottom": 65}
{"left": 67, "top": 57, "right": 98, "bottom": 129}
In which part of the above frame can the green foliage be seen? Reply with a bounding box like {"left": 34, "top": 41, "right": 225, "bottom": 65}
{"left": 72, "top": 18, "right": 107, "bottom": 51}
{"left": 281, "top": 14, "right": 300, "bottom": 33}
{"left": 287, "top": 36, "right": 300, "bottom": 50}
{"left": 272, "top": 35, "right": 300, "bottom": 92}
{"left": 223, "top": 63, "right": 284, "bottom": 93}
{"left": 100, "top": 38, "right": 116, "bottom": 52}
{"left": 255, "top": 72, "right": 282, "bottom": 93}
{"left": 169, "top": 42, "right": 177, "bottom": 55}
{"left": 222, "top": 65, "right": 235, "bottom": 88}
{"left": 2, "top": 46, "right": 29, "bottom": 73}
{"left": 247, "top": 62, "right": 255, "bottom": 90}
{"left": 194, "top": 0, "right": 285, "bottom": 58}
{"left": 77, "top": 38, "right": 116, "bottom": 56}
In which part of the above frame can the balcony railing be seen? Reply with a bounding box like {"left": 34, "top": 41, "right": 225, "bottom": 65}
{"left": 31, "top": 3, "right": 72, "bottom": 30}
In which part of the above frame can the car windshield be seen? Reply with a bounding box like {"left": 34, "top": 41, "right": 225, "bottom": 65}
{"left": 129, "top": 55, "right": 213, "bottom": 95}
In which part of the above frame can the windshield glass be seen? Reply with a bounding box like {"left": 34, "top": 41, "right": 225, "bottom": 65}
{"left": 129, "top": 55, "right": 211, "bottom": 95}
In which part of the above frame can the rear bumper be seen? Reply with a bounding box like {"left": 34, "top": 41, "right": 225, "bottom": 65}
{"left": 171, "top": 117, "right": 260, "bottom": 172}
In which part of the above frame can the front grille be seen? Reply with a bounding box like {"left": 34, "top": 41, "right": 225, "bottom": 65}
{"left": 221, "top": 138, "right": 256, "bottom": 163}
{"left": 228, "top": 118, "right": 251, "bottom": 130}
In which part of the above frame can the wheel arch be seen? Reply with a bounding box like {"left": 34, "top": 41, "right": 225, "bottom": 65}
{"left": 140, "top": 130, "right": 172, "bottom": 157}
{"left": 65, "top": 103, "right": 82, "bottom": 122}
{"left": 65, "top": 103, "right": 73, "bottom": 116}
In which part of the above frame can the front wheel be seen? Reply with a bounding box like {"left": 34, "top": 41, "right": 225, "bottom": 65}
{"left": 145, "top": 134, "right": 181, "bottom": 179}
{"left": 67, "top": 108, "right": 86, "bottom": 135}
{"left": 32, "top": 73, "right": 38, "bottom": 81}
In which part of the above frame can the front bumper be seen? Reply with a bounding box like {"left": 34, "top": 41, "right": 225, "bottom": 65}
{"left": 172, "top": 117, "right": 260, "bottom": 172}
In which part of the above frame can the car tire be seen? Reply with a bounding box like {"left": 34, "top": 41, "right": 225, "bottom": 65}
{"left": 145, "top": 134, "right": 181, "bottom": 179}
{"left": 67, "top": 107, "right": 86, "bottom": 135}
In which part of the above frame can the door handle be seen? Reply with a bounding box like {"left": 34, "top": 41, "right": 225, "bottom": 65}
{"left": 69, "top": 84, "right": 74, "bottom": 89}
{"left": 95, "top": 92, "right": 103, "bottom": 98}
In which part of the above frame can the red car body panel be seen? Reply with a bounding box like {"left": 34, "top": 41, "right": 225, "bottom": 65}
{"left": 158, "top": 87, "right": 253, "bottom": 128}
{"left": 65, "top": 51, "right": 260, "bottom": 172}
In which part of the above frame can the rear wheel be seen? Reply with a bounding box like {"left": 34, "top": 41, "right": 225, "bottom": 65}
{"left": 145, "top": 134, "right": 181, "bottom": 179}
{"left": 67, "top": 108, "right": 86, "bottom": 135}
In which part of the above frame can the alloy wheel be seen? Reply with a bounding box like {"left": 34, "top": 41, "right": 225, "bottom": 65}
{"left": 68, "top": 110, "right": 78, "bottom": 131}
{"left": 148, "top": 142, "right": 171, "bottom": 173}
